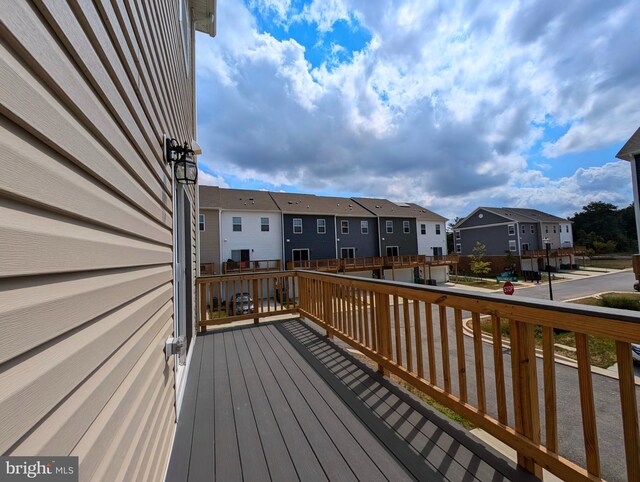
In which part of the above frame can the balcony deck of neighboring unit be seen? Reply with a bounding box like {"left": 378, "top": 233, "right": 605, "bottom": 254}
{"left": 166, "top": 318, "right": 537, "bottom": 482}
{"left": 287, "top": 254, "right": 459, "bottom": 274}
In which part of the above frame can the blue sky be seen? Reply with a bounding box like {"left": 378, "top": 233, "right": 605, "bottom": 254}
{"left": 195, "top": 0, "right": 640, "bottom": 222}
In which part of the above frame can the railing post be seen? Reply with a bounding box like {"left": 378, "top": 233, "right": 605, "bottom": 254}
{"left": 509, "top": 320, "right": 542, "bottom": 478}
{"left": 252, "top": 278, "right": 259, "bottom": 324}
{"left": 375, "top": 292, "right": 391, "bottom": 375}
{"left": 323, "top": 281, "right": 334, "bottom": 339}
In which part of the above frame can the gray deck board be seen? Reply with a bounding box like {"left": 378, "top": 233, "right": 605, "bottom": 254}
{"left": 243, "top": 327, "right": 328, "bottom": 481}
{"left": 232, "top": 329, "right": 299, "bottom": 481}
{"left": 188, "top": 332, "right": 215, "bottom": 482}
{"left": 167, "top": 318, "right": 540, "bottom": 482}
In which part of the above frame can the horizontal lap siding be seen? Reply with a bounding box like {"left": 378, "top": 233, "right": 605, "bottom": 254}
{"left": 0, "top": 2, "right": 196, "bottom": 481}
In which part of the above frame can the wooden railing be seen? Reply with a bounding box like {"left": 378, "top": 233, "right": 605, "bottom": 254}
{"left": 222, "top": 259, "right": 282, "bottom": 274}
{"left": 197, "top": 271, "right": 298, "bottom": 327}
{"left": 295, "top": 271, "right": 640, "bottom": 482}
{"left": 200, "top": 262, "right": 215, "bottom": 275}
{"left": 287, "top": 254, "right": 456, "bottom": 272}
{"left": 522, "top": 246, "right": 588, "bottom": 258}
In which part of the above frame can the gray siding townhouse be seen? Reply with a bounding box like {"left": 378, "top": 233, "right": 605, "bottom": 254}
{"left": 199, "top": 185, "right": 221, "bottom": 273}
{"left": 270, "top": 192, "right": 339, "bottom": 264}
{"left": 453, "top": 207, "right": 573, "bottom": 256}
{"left": 0, "top": 0, "right": 215, "bottom": 480}
{"left": 325, "top": 196, "right": 380, "bottom": 259}
{"left": 352, "top": 198, "right": 420, "bottom": 257}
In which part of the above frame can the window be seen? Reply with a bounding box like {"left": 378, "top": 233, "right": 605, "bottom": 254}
{"left": 231, "top": 249, "right": 250, "bottom": 262}
{"left": 199, "top": 214, "right": 205, "bottom": 231}
{"left": 317, "top": 218, "right": 326, "bottom": 234}
{"left": 455, "top": 243, "right": 461, "bottom": 253}
{"left": 341, "top": 220, "right": 349, "bottom": 234}
{"left": 292, "top": 218, "right": 302, "bottom": 234}
{"left": 509, "top": 240, "right": 517, "bottom": 252}
{"left": 508, "top": 224, "right": 515, "bottom": 235}
{"left": 421, "top": 224, "right": 426, "bottom": 235}
{"left": 386, "top": 246, "right": 399, "bottom": 256}
{"left": 553, "top": 225, "right": 557, "bottom": 234}
{"left": 340, "top": 247, "right": 355, "bottom": 259}
{"left": 432, "top": 247, "right": 443, "bottom": 256}
{"left": 403, "top": 221, "right": 410, "bottom": 234}
{"left": 361, "top": 220, "right": 368, "bottom": 234}
{"left": 521, "top": 225, "right": 526, "bottom": 234}
{"left": 566, "top": 225, "right": 569, "bottom": 233}
{"left": 435, "top": 224, "right": 441, "bottom": 235}
{"left": 545, "top": 226, "right": 549, "bottom": 234}
{"left": 292, "top": 248, "right": 309, "bottom": 262}
{"left": 455, "top": 230, "right": 460, "bottom": 240}
{"left": 522, "top": 243, "right": 530, "bottom": 252}
{"left": 232, "top": 216, "right": 242, "bottom": 232}
{"left": 386, "top": 220, "right": 393, "bottom": 233}
{"left": 531, "top": 225, "right": 535, "bottom": 234}
{"left": 261, "top": 217, "right": 269, "bottom": 232}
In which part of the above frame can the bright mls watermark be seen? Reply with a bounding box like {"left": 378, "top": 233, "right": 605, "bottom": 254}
{"left": 0, "top": 457, "right": 77, "bottom": 482}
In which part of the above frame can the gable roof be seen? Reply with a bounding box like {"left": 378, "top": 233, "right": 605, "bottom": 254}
{"left": 616, "top": 126, "right": 640, "bottom": 161}
{"left": 352, "top": 198, "right": 432, "bottom": 218}
{"left": 199, "top": 185, "right": 220, "bottom": 208}
{"left": 218, "top": 188, "right": 280, "bottom": 211}
{"left": 454, "top": 206, "right": 569, "bottom": 228}
{"left": 269, "top": 192, "right": 371, "bottom": 216}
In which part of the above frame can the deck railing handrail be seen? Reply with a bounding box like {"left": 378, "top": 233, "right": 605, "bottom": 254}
{"left": 222, "top": 259, "right": 282, "bottom": 274}
{"left": 196, "top": 270, "right": 640, "bottom": 482}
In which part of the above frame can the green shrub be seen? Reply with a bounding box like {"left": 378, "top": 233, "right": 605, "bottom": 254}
{"left": 600, "top": 294, "right": 640, "bottom": 311}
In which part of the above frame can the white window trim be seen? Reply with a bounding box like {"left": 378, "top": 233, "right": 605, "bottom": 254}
{"left": 455, "top": 243, "right": 461, "bottom": 253}
{"left": 509, "top": 240, "right": 517, "bottom": 252}
{"left": 455, "top": 230, "right": 460, "bottom": 240}
{"left": 317, "top": 218, "right": 326, "bottom": 234}
{"left": 261, "top": 217, "right": 269, "bottom": 232}
{"left": 386, "top": 246, "right": 400, "bottom": 256}
{"left": 435, "top": 224, "right": 441, "bottom": 235}
{"left": 199, "top": 214, "right": 205, "bottom": 232}
{"left": 508, "top": 224, "right": 515, "bottom": 236}
{"left": 341, "top": 220, "right": 349, "bottom": 235}
{"left": 293, "top": 218, "right": 303, "bottom": 234}
{"left": 232, "top": 216, "right": 242, "bottom": 232}
{"left": 386, "top": 220, "right": 393, "bottom": 233}
{"left": 421, "top": 224, "right": 426, "bottom": 235}
{"left": 403, "top": 221, "right": 410, "bottom": 234}
{"left": 340, "top": 247, "right": 356, "bottom": 258}
{"left": 292, "top": 248, "right": 309, "bottom": 261}
{"left": 361, "top": 220, "right": 368, "bottom": 234}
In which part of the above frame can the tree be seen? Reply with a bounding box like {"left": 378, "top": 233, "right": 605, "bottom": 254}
{"left": 469, "top": 241, "right": 491, "bottom": 278}
{"left": 446, "top": 217, "right": 461, "bottom": 254}
{"left": 570, "top": 202, "right": 637, "bottom": 253}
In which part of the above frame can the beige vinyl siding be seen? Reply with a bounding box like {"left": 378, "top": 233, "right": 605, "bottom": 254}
{"left": 200, "top": 208, "right": 221, "bottom": 269}
{"left": 0, "top": 1, "right": 196, "bottom": 480}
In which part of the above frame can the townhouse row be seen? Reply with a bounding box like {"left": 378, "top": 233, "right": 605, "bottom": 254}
{"left": 199, "top": 186, "right": 449, "bottom": 282}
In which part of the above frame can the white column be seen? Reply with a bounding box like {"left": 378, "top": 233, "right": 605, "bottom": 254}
{"left": 630, "top": 155, "right": 640, "bottom": 251}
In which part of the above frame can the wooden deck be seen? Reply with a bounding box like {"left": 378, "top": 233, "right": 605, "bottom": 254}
{"left": 166, "top": 318, "right": 539, "bottom": 481}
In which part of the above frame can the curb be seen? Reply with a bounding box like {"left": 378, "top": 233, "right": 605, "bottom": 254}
{"left": 461, "top": 316, "right": 640, "bottom": 386}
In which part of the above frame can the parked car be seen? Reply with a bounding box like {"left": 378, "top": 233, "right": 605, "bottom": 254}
{"left": 632, "top": 344, "right": 640, "bottom": 364}
{"left": 634, "top": 280, "right": 639, "bottom": 292}
{"left": 227, "top": 293, "right": 254, "bottom": 315}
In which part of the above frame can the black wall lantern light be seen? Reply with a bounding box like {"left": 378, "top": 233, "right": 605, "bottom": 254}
{"left": 165, "top": 138, "right": 198, "bottom": 185}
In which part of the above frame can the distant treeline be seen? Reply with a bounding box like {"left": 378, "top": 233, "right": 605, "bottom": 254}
{"left": 570, "top": 202, "right": 637, "bottom": 254}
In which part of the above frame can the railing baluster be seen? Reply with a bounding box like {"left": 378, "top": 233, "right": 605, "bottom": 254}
{"left": 491, "top": 314, "right": 507, "bottom": 424}
{"left": 439, "top": 305, "right": 451, "bottom": 394}
{"left": 471, "top": 312, "right": 486, "bottom": 413}
{"left": 509, "top": 319, "right": 541, "bottom": 477}
{"left": 454, "top": 308, "right": 467, "bottom": 403}
{"left": 370, "top": 291, "right": 377, "bottom": 351}
{"left": 616, "top": 340, "right": 640, "bottom": 481}
{"left": 575, "top": 332, "right": 601, "bottom": 478}
{"left": 413, "top": 299, "right": 424, "bottom": 378}
{"left": 351, "top": 286, "right": 357, "bottom": 339}
{"left": 542, "top": 326, "right": 558, "bottom": 451}
{"left": 403, "top": 298, "right": 412, "bottom": 372}
{"left": 363, "top": 290, "right": 370, "bottom": 348}
{"left": 424, "top": 302, "right": 435, "bottom": 383}
{"left": 393, "top": 294, "right": 401, "bottom": 365}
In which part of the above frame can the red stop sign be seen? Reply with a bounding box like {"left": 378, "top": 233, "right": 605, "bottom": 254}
{"left": 503, "top": 281, "right": 514, "bottom": 296}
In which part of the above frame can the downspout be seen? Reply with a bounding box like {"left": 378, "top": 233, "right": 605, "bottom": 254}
{"left": 334, "top": 215, "right": 338, "bottom": 259}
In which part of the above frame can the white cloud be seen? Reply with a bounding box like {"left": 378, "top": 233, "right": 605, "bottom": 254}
{"left": 198, "top": 170, "right": 229, "bottom": 188}
{"left": 195, "top": 0, "right": 639, "bottom": 220}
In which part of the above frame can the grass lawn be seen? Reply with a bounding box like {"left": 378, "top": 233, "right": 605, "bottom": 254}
{"left": 579, "top": 258, "right": 632, "bottom": 270}
{"left": 450, "top": 276, "right": 502, "bottom": 290}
